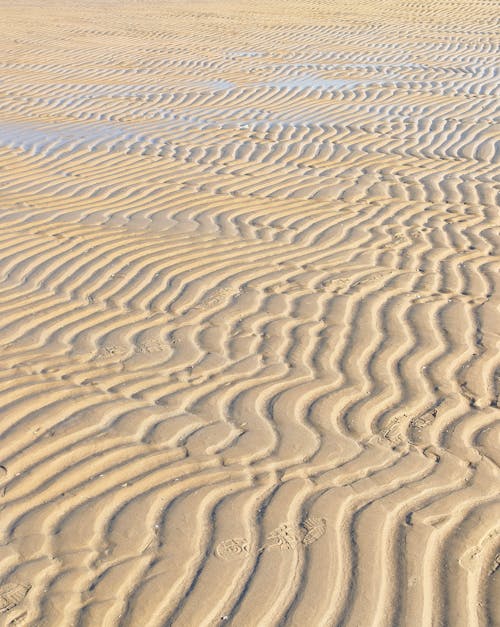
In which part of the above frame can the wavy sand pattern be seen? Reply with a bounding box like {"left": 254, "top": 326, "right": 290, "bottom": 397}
{"left": 0, "top": 0, "right": 499, "bottom": 625}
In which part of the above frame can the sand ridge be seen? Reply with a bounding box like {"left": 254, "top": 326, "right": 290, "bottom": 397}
{"left": 0, "top": 0, "right": 499, "bottom": 625}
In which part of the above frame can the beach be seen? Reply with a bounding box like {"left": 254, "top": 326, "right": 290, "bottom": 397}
{"left": 0, "top": 0, "right": 499, "bottom": 624}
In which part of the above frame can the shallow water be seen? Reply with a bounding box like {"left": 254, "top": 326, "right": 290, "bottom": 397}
{"left": 0, "top": 120, "right": 133, "bottom": 155}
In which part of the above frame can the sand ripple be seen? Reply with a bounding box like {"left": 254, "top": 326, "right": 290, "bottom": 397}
{"left": 0, "top": 0, "right": 499, "bottom": 624}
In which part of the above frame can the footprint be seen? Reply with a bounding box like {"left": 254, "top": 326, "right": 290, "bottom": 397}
{"left": 264, "top": 517, "right": 327, "bottom": 550}
{"left": 263, "top": 523, "right": 302, "bottom": 550}
{"left": 380, "top": 416, "right": 406, "bottom": 447}
{"left": 196, "top": 287, "right": 238, "bottom": 310}
{"left": 489, "top": 554, "right": 500, "bottom": 576}
{"left": 0, "top": 583, "right": 30, "bottom": 613}
{"left": 136, "top": 340, "right": 169, "bottom": 354}
{"left": 93, "top": 344, "right": 127, "bottom": 360}
{"left": 215, "top": 517, "right": 327, "bottom": 560}
{"left": 215, "top": 538, "right": 249, "bottom": 560}
{"left": 301, "top": 517, "right": 327, "bottom": 546}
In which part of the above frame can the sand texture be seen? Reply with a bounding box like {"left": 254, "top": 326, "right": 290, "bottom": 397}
{"left": 0, "top": 0, "right": 499, "bottom": 625}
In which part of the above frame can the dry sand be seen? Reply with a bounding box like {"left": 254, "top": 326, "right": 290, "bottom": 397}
{"left": 0, "top": 0, "right": 499, "bottom": 625}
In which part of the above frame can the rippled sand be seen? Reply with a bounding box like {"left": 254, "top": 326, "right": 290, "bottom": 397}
{"left": 0, "top": 0, "right": 499, "bottom": 625}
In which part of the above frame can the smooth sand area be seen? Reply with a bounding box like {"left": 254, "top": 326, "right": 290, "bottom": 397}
{"left": 0, "top": 0, "right": 499, "bottom": 624}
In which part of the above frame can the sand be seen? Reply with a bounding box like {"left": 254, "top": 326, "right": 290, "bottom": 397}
{"left": 0, "top": 0, "right": 499, "bottom": 625}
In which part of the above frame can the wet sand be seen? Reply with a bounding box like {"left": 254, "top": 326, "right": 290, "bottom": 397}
{"left": 0, "top": 0, "right": 499, "bottom": 624}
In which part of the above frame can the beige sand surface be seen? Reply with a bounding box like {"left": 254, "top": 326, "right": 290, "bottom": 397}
{"left": 0, "top": 0, "right": 499, "bottom": 624}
